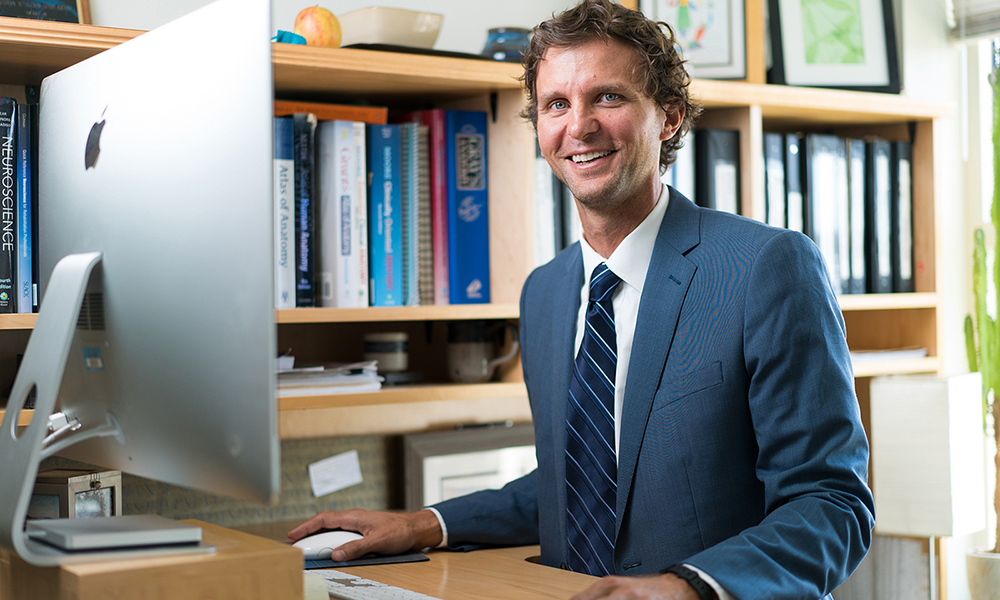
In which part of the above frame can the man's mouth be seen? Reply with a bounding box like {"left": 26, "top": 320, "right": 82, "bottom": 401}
{"left": 571, "top": 150, "right": 613, "bottom": 164}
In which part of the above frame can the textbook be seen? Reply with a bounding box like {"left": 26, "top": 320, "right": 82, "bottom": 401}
{"left": 0, "top": 98, "right": 15, "bottom": 313}
{"left": 15, "top": 102, "right": 34, "bottom": 313}
{"left": 273, "top": 116, "right": 296, "bottom": 309}
{"left": 367, "top": 124, "right": 403, "bottom": 306}
{"left": 293, "top": 113, "right": 318, "bottom": 307}
{"left": 445, "top": 110, "right": 490, "bottom": 304}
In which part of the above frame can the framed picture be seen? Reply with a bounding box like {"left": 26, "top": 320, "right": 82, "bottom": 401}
{"left": 402, "top": 423, "right": 536, "bottom": 512}
{"left": 640, "top": 0, "right": 746, "bottom": 80}
{"left": 767, "top": 0, "right": 900, "bottom": 94}
{"left": 0, "top": 0, "right": 90, "bottom": 24}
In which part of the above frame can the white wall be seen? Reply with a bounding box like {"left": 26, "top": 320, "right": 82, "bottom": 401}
{"left": 88, "top": 0, "right": 571, "bottom": 56}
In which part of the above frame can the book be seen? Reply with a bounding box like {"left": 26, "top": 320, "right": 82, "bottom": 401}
{"left": 274, "top": 100, "right": 388, "bottom": 124}
{"left": 763, "top": 132, "right": 786, "bottom": 228}
{"left": 396, "top": 110, "right": 449, "bottom": 305}
{"left": 15, "top": 102, "right": 33, "bottom": 313}
{"left": 0, "top": 98, "right": 15, "bottom": 314}
{"left": 415, "top": 125, "right": 433, "bottom": 306}
{"left": 803, "top": 133, "right": 847, "bottom": 293}
{"left": 399, "top": 121, "right": 420, "bottom": 305}
{"left": 445, "top": 110, "right": 490, "bottom": 304}
{"left": 316, "top": 120, "right": 368, "bottom": 308}
{"left": 784, "top": 133, "right": 805, "bottom": 234}
{"left": 273, "top": 116, "right": 296, "bottom": 309}
{"left": 846, "top": 138, "right": 867, "bottom": 294}
{"left": 891, "top": 140, "right": 915, "bottom": 293}
{"left": 351, "top": 122, "right": 370, "bottom": 308}
{"left": 367, "top": 124, "right": 403, "bottom": 306}
{"left": 694, "top": 128, "right": 740, "bottom": 214}
{"left": 26, "top": 85, "right": 38, "bottom": 312}
{"left": 866, "top": 139, "right": 893, "bottom": 293}
{"left": 293, "top": 113, "right": 318, "bottom": 307}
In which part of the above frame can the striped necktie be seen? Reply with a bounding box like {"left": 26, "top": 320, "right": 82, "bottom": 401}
{"left": 565, "top": 262, "right": 621, "bottom": 576}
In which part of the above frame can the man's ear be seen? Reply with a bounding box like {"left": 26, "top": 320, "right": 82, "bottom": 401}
{"left": 660, "top": 105, "right": 685, "bottom": 141}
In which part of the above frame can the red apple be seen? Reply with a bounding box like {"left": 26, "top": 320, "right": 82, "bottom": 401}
{"left": 294, "top": 6, "right": 342, "bottom": 47}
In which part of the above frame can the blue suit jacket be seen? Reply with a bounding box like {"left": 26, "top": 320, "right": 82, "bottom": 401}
{"left": 434, "top": 191, "right": 874, "bottom": 599}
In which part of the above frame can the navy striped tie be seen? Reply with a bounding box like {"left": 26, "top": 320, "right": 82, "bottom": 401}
{"left": 565, "top": 262, "right": 621, "bottom": 576}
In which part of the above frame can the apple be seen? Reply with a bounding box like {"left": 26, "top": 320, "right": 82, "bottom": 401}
{"left": 294, "top": 6, "right": 342, "bottom": 48}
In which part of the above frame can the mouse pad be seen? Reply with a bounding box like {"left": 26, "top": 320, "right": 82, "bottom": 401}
{"left": 304, "top": 550, "right": 429, "bottom": 570}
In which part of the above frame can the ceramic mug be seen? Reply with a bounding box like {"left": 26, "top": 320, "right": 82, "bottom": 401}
{"left": 446, "top": 321, "right": 519, "bottom": 383}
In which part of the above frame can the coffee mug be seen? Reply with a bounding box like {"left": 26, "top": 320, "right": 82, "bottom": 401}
{"left": 446, "top": 320, "right": 519, "bottom": 383}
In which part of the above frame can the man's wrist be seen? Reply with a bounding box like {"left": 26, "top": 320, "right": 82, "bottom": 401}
{"left": 661, "top": 564, "right": 719, "bottom": 600}
{"left": 411, "top": 508, "right": 445, "bottom": 549}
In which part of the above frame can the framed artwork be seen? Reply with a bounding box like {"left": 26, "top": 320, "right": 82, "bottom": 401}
{"left": 402, "top": 423, "right": 536, "bottom": 512}
{"left": 767, "top": 0, "right": 900, "bottom": 94}
{"left": 640, "top": 0, "right": 746, "bottom": 80}
{"left": 0, "top": 0, "right": 90, "bottom": 24}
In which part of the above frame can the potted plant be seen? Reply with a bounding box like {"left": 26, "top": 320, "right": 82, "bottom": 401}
{"left": 964, "top": 46, "right": 1000, "bottom": 598}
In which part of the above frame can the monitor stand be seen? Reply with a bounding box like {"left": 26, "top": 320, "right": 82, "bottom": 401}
{"left": 0, "top": 252, "right": 214, "bottom": 566}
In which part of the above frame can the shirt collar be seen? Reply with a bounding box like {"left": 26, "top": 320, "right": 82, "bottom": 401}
{"left": 579, "top": 184, "right": 670, "bottom": 297}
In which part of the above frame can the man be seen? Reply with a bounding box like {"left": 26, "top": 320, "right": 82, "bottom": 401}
{"left": 289, "top": 2, "right": 875, "bottom": 598}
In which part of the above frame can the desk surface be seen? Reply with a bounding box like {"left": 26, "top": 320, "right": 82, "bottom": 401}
{"left": 237, "top": 521, "right": 596, "bottom": 600}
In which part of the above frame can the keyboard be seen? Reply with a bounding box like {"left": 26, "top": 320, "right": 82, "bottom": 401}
{"left": 312, "top": 569, "right": 444, "bottom": 600}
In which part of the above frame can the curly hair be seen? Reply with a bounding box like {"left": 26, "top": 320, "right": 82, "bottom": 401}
{"left": 520, "top": 0, "right": 702, "bottom": 172}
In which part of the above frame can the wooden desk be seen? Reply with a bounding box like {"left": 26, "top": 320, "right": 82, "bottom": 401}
{"left": 239, "top": 521, "right": 596, "bottom": 600}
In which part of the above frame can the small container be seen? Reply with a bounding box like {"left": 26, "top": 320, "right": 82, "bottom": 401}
{"left": 364, "top": 331, "right": 409, "bottom": 373}
{"left": 481, "top": 27, "right": 531, "bottom": 63}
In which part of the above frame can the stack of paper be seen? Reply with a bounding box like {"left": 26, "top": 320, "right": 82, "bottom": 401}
{"left": 277, "top": 361, "right": 382, "bottom": 397}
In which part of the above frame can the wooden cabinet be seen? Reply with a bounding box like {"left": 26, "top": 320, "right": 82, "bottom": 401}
{"left": 0, "top": 12, "right": 947, "bottom": 439}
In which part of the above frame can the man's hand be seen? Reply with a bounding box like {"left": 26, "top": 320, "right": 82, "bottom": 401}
{"left": 570, "top": 574, "right": 701, "bottom": 600}
{"left": 287, "top": 509, "right": 443, "bottom": 561}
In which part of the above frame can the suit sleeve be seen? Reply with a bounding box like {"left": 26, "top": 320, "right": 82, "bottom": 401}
{"left": 685, "top": 230, "right": 875, "bottom": 599}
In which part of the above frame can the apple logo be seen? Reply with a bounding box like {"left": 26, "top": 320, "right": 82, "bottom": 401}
{"left": 85, "top": 106, "right": 108, "bottom": 170}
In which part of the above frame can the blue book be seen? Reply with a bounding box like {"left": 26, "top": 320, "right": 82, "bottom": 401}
{"left": 16, "top": 103, "right": 34, "bottom": 314}
{"left": 273, "top": 117, "right": 296, "bottom": 309}
{"left": 445, "top": 110, "right": 490, "bottom": 304}
{"left": 367, "top": 124, "right": 403, "bottom": 306}
{"left": 400, "top": 122, "right": 421, "bottom": 306}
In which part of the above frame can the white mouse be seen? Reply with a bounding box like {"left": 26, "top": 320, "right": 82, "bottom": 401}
{"left": 293, "top": 530, "right": 364, "bottom": 560}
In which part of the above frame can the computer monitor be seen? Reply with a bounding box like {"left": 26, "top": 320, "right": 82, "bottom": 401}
{"left": 0, "top": 0, "right": 279, "bottom": 566}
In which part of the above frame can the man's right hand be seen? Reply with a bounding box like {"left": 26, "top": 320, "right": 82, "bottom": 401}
{"left": 287, "top": 508, "right": 444, "bottom": 561}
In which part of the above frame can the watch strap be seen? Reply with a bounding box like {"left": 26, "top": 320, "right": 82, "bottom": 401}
{"left": 661, "top": 564, "right": 719, "bottom": 600}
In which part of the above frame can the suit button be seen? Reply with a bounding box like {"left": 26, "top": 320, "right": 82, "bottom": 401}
{"left": 560, "top": 563, "right": 568, "bottom": 570}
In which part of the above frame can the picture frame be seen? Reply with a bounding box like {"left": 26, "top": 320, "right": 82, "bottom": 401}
{"left": 767, "top": 0, "right": 900, "bottom": 94}
{"left": 639, "top": 0, "right": 746, "bottom": 80}
{"left": 402, "top": 423, "right": 536, "bottom": 512}
{"left": 0, "top": 0, "right": 90, "bottom": 24}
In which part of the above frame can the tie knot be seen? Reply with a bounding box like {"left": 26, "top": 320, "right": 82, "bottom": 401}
{"left": 589, "top": 263, "right": 621, "bottom": 303}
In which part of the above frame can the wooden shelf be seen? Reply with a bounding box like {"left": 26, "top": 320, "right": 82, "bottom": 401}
{"left": 852, "top": 356, "right": 941, "bottom": 378}
{"left": 0, "top": 314, "right": 37, "bottom": 330}
{"left": 279, "top": 381, "right": 526, "bottom": 410}
{"left": 277, "top": 303, "right": 519, "bottom": 324}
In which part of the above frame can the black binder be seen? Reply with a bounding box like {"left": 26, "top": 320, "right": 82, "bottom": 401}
{"left": 784, "top": 133, "right": 805, "bottom": 234}
{"left": 763, "top": 132, "right": 786, "bottom": 228}
{"left": 866, "top": 139, "right": 894, "bottom": 293}
{"left": 803, "top": 133, "right": 848, "bottom": 294}
{"left": 891, "top": 140, "right": 914, "bottom": 292}
{"left": 694, "top": 128, "right": 740, "bottom": 214}
{"left": 846, "top": 138, "right": 867, "bottom": 294}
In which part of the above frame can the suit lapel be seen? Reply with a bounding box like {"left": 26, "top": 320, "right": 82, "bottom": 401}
{"left": 615, "top": 192, "right": 700, "bottom": 534}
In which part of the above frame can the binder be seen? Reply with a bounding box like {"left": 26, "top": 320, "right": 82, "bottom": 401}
{"left": 763, "top": 132, "right": 786, "bottom": 228}
{"left": 694, "top": 128, "right": 740, "bottom": 214}
{"left": 866, "top": 139, "right": 893, "bottom": 293}
{"left": 846, "top": 138, "right": 868, "bottom": 294}
{"left": 803, "top": 133, "right": 848, "bottom": 293}
{"left": 784, "top": 133, "right": 805, "bottom": 234}
{"left": 891, "top": 140, "right": 914, "bottom": 293}
{"left": 666, "top": 131, "right": 696, "bottom": 205}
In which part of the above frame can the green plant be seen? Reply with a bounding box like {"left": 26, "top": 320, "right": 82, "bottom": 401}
{"left": 964, "top": 50, "right": 1000, "bottom": 554}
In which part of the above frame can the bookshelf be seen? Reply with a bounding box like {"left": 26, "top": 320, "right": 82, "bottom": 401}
{"left": 0, "top": 9, "right": 947, "bottom": 438}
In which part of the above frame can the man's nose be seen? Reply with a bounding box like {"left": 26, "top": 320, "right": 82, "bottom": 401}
{"left": 567, "top": 105, "right": 599, "bottom": 139}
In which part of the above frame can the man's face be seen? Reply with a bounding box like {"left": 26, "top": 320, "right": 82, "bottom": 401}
{"left": 534, "top": 38, "right": 675, "bottom": 213}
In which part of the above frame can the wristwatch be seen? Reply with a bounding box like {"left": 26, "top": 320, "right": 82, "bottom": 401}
{"left": 661, "top": 564, "right": 719, "bottom": 600}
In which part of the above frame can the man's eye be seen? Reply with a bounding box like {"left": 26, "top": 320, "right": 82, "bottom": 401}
{"left": 602, "top": 93, "right": 620, "bottom": 102}
{"left": 550, "top": 100, "right": 567, "bottom": 110}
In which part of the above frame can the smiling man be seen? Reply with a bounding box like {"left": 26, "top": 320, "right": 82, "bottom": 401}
{"left": 289, "top": 2, "right": 874, "bottom": 598}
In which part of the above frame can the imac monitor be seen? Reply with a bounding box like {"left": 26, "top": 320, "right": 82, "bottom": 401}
{"left": 0, "top": 0, "right": 279, "bottom": 566}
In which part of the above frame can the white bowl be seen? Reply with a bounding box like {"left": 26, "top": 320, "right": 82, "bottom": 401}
{"left": 338, "top": 7, "right": 443, "bottom": 49}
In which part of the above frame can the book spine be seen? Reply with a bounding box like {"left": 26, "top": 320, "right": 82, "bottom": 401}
{"left": 352, "top": 122, "right": 369, "bottom": 308}
{"left": 293, "top": 113, "right": 317, "bottom": 307}
{"left": 402, "top": 122, "right": 421, "bottom": 305}
{"left": 317, "top": 120, "right": 358, "bottom": 308}
{"left": 273, "top": 117, "right": 296, "bottom": 309}
{"left": 15, "top": 103, "right": 32, "bottom": 313}
{"left": 422, "top": 110, "right": 450, "bottom": 305}
{"left": 0, "top": 98, "right": 16, "bottom": 313}
{"left": 847, "top": 138, "right": 867, "bottom": 294}
{"left": 892, "top": 140, "right": 914, "bottom": 293}
{"left": 367, "top": 124, "right": 403, "bottom": 306}
{"left": 445, "top": 110, "right": 490, "bottom": 304}
{"left": 416, "top": 125, "right": 434, "bottom": 305}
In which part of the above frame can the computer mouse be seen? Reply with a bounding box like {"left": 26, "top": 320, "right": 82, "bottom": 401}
{"left": 292, "top": 530, "right": 364, "bottom": 560}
